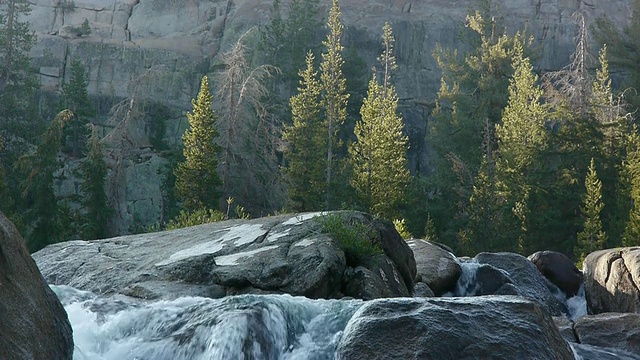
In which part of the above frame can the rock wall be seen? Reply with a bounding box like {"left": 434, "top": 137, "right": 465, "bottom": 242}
{"left": 24, "top": 0, "right": 633, "bottom": 231}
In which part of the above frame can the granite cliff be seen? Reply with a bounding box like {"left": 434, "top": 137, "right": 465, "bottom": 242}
{"left": 24, "top": 0, "right": 632, "bottom": 232}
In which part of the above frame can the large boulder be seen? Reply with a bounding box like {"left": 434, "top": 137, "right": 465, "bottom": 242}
{"left": 34, "top": 211, "right": 414, "bottom": 301}
{"left": 574, "top": 313, "right": 640, "bottom": 356}
{"left": 450, "top": 261, "right": 516, "bottom": 297}
{"left": 529, "top": 250, "right": 583, "bottom": 297}
{"left": 474, "top": 252, "right": 566, "bottom": 316}
{"left": 406, "top": 239, "right": 460, "bottom": 295}
{"left": 336, "top": 296, "right": 574, "bottom": 360}
{"left": 583, "top": 247, "right": 640, "bottom": 314}
{"left": 0, "top": 212, "right": 74, "bottom": 360}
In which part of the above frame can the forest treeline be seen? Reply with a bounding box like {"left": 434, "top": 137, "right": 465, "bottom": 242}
{"left": 1, "top": 0, "right": 640, "bottom": 262}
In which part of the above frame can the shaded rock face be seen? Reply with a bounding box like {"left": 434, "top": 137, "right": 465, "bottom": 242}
{"left": 336, "top": 296, "right": 574, "bottom": 360}
{"left": 583, "top": 247, "right": 640, "bottom": 314}
{"left": 474, "top": 252, "right": 566, "bottom": 316}
{"left": 552, "top": 316, "right": 577, "bottom": 343}
{"left": 529, "top": 250, "right": 583, "bottom": 296}
{"left": 33, "top": 211, "right": 415, "bottom": 301}
{"left": 0, "top": 212, "right": 73, "bottom": 360}
{"left": 406, "top": 239, "right": 460, "bottom": 295}
{"left": 574, "top": 313, "right": 640, "bottom": 357}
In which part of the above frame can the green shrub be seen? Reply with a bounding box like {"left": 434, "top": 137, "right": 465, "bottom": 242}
{"left": 393, "top": 218, "right": 412, "bottom": 239}
{"left": 166, "top": 208, "right": 225, "bottom": 230}
{"left": 316, "top": 212, "right": 382, "bottom": 264}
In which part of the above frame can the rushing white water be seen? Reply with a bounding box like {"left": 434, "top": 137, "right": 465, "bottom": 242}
{"left": 52, "top": 286, "right": 362, "bottom": 360}
{"left": 446, "top": 260, "right": 588, "bottom": 321}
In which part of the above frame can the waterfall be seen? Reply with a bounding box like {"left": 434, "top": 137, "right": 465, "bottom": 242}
{"left": 52, "top": 286, "right": 362, "bottom": 360}
{"left": 445, "top": 260, "right": 588, "bottom": 320}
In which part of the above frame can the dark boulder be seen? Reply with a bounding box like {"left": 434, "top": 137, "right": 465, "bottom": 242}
{"left": 336, "top": 296, "right": 574, "bottom": 360}
{"left": 475, "top": 252, "right": 566, "bottom": 315}
{"left": 528, "top": 250, "right": 583, "bottom": 296}
{"left": 0, "top": 212, "right": 73, "bottom": 360}
{"left": 450, "top": 261, "right": 514, "bottom": 296}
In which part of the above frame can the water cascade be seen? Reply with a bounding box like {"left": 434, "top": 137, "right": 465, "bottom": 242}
{"left": 54, "top": 261, "right": 638, "bottom": 360}
{"left": 53, "top": 286, "right": 362, "bottom": 360}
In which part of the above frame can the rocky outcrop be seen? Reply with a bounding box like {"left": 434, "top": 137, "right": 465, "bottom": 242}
{"left": 553, "top": 316, "right": 578, "bottom": 343}
{"left": 0, "top": 212, "right": 74, "bottom": 360}
{"left": 583, "top": 247, "right": 640, "bottom": 314}
{"left": 406, "top": 239, "right": 460, "bottom": 295}
{"left": 474, "top": 252, "right": 566, "bottom": 316}
{"left": 336, "top": 296, "right": 574, "bottom": 360}
{"left": 529, "top": 250, "right": 583, "bottom": 297}
{"left": 33, "top": 211, "right": 415, "bottom": 300}
{"left": 574, "top": 313, "right": 640, "bottom": 356}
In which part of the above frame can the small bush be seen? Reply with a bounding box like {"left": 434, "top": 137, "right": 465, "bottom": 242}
{"left": 166, "top": 208, "right": 225, "bottom": 230}
{"left": 316, "top": 212, "right": 383, "bottom": 264}
{"left": 393, "top": 218, "right": 412, "bottom": 239}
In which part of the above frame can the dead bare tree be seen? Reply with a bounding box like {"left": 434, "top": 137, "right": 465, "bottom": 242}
{"left": 101, "top": 65, "right": 168, "bottom": 233}
{"left": 215, "top": 28, "right": 283, "bottom": 214}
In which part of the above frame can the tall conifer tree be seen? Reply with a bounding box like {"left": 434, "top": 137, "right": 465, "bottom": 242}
{"left": 0, "top": 0, "right": 38, "bottom": 131}
{"left": 79, "top": 127, "right": 112, "bottom": 240}
{"left": 622, "top": 131, "right": 640, "bottom": 247}
{"left": 60, "top": 59, "right": 93, "bottom": 157}
{"left": 319, "top": 0, "right": 349, "bottom": 210}
{"left": 349, "top": 23, "right": 409, "bottom": 220}
{"left": 284, "top": 52, "right": 326, "bottom": 211}
{"left": 20, "top": 110, "right": 73, "bottom": 252}
{"left": 174, "top": 76, "right": 221, "bottom": 211}
{"left": 494, "top": 40, "right": 548, "bottom": 253}
{"left": 575, "top": 158, "right": 607, "bottom": 260}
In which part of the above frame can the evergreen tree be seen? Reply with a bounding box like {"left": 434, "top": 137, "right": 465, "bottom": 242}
{"left": 622, "top": 131, "right": 640, "bottom": 247}
{"left": 284, "top": 51, "right": 326, "bottom": 211}
{"left": 174, "top": 76, "right": 221, "bottom": 211}
{"left": 349, "top": 22, "right": 409, "bottom": 220}
{"left": 319, "top": 0, "right": 349, "bottom": 210}
{"left": 19, "top": 110, "right": 73, "bottom": 252}
{"left": 428, "top": 10, "right": 530, "bottom": 249}
{"left": 494, "top": 40, "right": 548, "bottom": 253}
{"left": 460, "top": 119, "right": 512, "bottom": 254}
{"left": 592, "top": 0, "right": 640, "bottom": 115}
{"left": 79, "top": 126, "right": 112, "bottom": 240}
{"left": 60, "top": 59, "right": 93, "bottom": 157}
{"left": 0, "top": 0, "right": 38, "bottom": 134}
{"left": 575, "top": 158, "right": 607, "bottom": 260}
{"left": 284, "top": 0, "right": 320, "bottom": 91}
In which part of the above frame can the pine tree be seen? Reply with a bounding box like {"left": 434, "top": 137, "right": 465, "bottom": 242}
{"left": 60, "top": 59, "right": 93, "bottom": 157}
{"left": 428, "top": 10, "right": 529, "bottom": 248}
{"left": 461, "top": 119, "right": 514, "bottom": 254}
{"left": 592, "top": 0, "right": 640, "bottom": 115}
{"left": 319, "top": 0, "right": 349, "bottom": 210}
{"left": 19, "top": 110, "right": 73, "bottom": 252}
{"left": 284, "top": 51, "right": 326, "bottom": 211}
{"left": 494, "top": 40, "right": 548, "bottom": 253}
{"left": 622, "top": 131, "right": 640, "bottom": 247}
{"left": 0, "top": 0, "right": 38, "bottom": 132}
{"left": 174, "top": 76, "right": 222, "bottom": 211}
{"left": 349, "top": 22, "right": 409, "bottom": 220}
{"left": 575, "top": 158, "right": 607, "bottom": 260}
{"left": 79, "top": 126, "right": 112, "bottom": 240}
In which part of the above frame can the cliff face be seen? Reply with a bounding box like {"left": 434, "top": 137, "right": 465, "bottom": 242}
{"left": 25, "top": 0, "right": 632, "bottom": 232}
